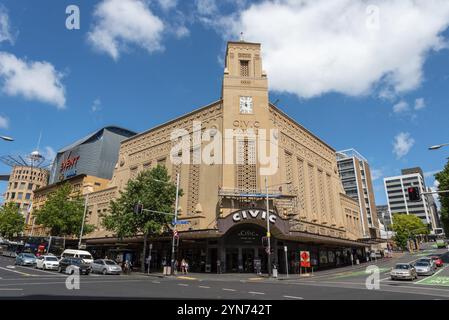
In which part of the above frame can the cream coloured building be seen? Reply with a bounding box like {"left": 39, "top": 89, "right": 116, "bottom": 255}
{"left": 84, "top": 41, "right": 367, "bottom": 273}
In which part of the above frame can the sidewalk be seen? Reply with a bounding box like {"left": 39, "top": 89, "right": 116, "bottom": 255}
{"left": 131, "top": 255, "right": 404, "bottom": 282}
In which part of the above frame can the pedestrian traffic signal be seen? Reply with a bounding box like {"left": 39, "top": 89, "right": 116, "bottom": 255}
{"left": 407, "top": 187, "right": 421, "bottom": 202}
{"left": 133, "top": 203, "right": 143, "bottom": 214}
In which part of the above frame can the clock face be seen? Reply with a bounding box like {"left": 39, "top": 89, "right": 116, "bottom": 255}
{"left": 240, "top": 96, "right": 253, "bottom": 114}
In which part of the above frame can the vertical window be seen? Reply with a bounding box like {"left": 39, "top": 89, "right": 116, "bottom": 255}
{"left": 240, "top": 60, "right": 249, "bottom": 77}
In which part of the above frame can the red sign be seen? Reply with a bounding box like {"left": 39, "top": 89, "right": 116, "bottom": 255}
{"left": 60, "top": 155, "right": 80, "bottom": 172}
{"left": 300, "top": 251, "right": 311, "bottom": 268}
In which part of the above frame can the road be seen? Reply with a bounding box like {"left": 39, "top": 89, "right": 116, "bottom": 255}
{"left": 1, "top": 244, "right": 448, "bottom": 300}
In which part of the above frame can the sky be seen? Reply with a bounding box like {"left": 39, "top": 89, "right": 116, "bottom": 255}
{"left": 0, "top": 0, "right": 449, "bottom": 207}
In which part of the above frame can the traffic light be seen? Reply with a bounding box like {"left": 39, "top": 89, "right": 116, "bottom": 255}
{"left": 407, "top": 187, "right": 421, "bottom": 202}
{"left": 133, "top": 203, "right": 143, "bottom": 214}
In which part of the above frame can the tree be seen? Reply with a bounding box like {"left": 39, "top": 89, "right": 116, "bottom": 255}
{"left": 102, "top": 166, "right": 182, "bottom": 272}
{"left": 34, "top": 183, "right": 94, "bottom": 237}
{"left": 435, "top": 161, "right": 449, "bottom": 235}
{"left": 0, "top": 203, "right": 25, "bottom": 239}
{"left": 391, "top": 213, "right": 429, "bottom": 250}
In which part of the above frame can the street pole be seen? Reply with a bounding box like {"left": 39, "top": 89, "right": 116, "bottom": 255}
{"left": 78, "top": 194, "right": 88, "bottom": 249}
{"left": 265, "top": 176, "right": 272, "bottom": 277}
{"left": 47, "top": 236, "right": 52, "bottom": 254}
{"left": 171, "top": 173, "right": 180, "bottom": 275}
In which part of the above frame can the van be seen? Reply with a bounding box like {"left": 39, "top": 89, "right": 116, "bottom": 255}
{"left": 61, "top": 249, "right": 94, "bottom": 264}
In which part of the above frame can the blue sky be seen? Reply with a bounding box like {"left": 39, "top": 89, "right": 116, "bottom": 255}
{"left": 1, "top": 0, "right": 449, "bottom": 206}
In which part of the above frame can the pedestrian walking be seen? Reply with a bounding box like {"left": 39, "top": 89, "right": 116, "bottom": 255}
{"left": 185, "top": 260, "right": 189, "bottom": 274}
{"left": 181, "top": 259, "right": 186, "bottom": 274}
{"left": 217, "top": 259, "right": 221, "bottom": 274}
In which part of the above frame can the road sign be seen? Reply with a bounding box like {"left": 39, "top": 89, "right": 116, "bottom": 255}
{"left": 172, "top": 220, "right": 190, "bottom": 225}
{"left": 300, "top": 251, "right": 311, "bottom": 268}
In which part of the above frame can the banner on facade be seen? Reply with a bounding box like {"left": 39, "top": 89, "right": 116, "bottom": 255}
{"left": 300, "top": 251, "right": 311, "bottom": 268}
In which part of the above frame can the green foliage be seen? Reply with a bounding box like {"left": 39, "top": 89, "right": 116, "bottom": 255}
{"left": 0, "top": 202, "right": 25, "bottom": 239}
{"left": 102, "top": 165, "right": 182, "bottom": 239}
{"left": 34, "top": 183, "right": 94, "bottom": 237}
{"left": 391, "top": 213, "right": 429, "bottom": 249}
{"left": 435, "top": 161, "right": 449, "bottom": 235}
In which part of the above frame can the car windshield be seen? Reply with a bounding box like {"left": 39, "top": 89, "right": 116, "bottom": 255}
{"left": 45, "top": 257, "right": 58, "bottom": 261}
{"left": 415, "top": 262, "right": 429, "bottom": 267}
{"left": 105, "top": 260, "right": 117, "bottom": 266}
{"left": 395, "top": 264, "right": 410, "bottom": 270}
{"left": 80, "top": 254, "right": 92, "bottom": 260}
{"left": 23, "top": 254, "right": 35, "bottom": 258}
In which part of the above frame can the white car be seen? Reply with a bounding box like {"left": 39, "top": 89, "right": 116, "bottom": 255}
{"left": 60, "top": 249, "right": 94, "bottom": 264}
{"left": 36, "top": 255, "right": 60, "bottom": 270}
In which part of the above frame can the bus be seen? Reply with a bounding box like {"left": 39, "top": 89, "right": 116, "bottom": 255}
{"left": 1, "top": 241, "right": 25, "bottom": 258}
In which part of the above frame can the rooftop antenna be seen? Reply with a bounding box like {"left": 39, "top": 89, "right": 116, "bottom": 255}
{"left": 240, "top": 32, "right": 244, "bottom": 42}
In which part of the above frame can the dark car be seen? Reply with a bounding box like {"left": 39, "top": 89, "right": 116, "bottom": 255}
{"left": 58, "top": 257, "right": 91, "bottom": 275}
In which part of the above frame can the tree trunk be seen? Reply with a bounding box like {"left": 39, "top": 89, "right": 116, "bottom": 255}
{"left": 141, "top": 232, "right": 148, "bottom": 273}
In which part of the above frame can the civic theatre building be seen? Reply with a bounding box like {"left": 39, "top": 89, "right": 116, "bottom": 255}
{"left": 85, "top": 41, "right": 367, "bottom": 273}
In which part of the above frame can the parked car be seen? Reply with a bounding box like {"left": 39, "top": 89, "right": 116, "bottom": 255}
{"left": 417, "top": 257, "right": 437, "bottom": 271}
{"left": 36, "top": 255, "right": 60, "bottom": 270}
{"left": 390, "top": 263, "right": 417, "bottom": 281}
{"left": 91, "top": 259, "right": 122, "bottom": 275}
{"left": 60, "top": 249, "right": 94, "bottom": 264}
{"left": 430, "top": 256, "right": 444, "bottom": 267}
{"left": 58, "top": 257, "right": 91, "bottom": 275}
{"left": 15, "top": 253, "right": 37, "bottom": 267}
{"left": 414, "top": 261, "right": 435, "bottom": 276}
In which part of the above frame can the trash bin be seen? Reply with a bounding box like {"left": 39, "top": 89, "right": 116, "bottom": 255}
{"left": 272, "top": 265, "right": 278, "bottom": 278}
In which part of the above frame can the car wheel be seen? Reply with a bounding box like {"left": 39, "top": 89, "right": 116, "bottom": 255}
{"left": 102, "top": 269, "right": 107, "bottom": 275}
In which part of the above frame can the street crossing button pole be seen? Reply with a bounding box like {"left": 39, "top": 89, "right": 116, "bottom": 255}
{"left": 265, "top": 176, "right": 272, "bottom": 277}
{"left": 171, "top": 173, "right": 180, "bottom": 275}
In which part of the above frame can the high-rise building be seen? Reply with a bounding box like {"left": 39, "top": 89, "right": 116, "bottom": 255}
{"left": 384, "top": 167, "right": 438, "bottom": 233}
{"left": 336, "top": 149, "right": 380, "bottom": 238}
{"left": 83, "top": 40, "right": 370, "bottom": 273}
{"left": 3, "top": 166, "right": 49, "bottom": 224}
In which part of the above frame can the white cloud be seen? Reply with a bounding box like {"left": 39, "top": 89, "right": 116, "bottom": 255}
{"left": 0, "top": 115, "right": 8, "bottom": 129}
{"left": 208, "top": 0, "right": 449, "bottom": 99}
{"left": 43, "top": 146, "right": 56, "bottom": 162}
{"left": 371, "top": 168, "right": 383, "bottom": 181}
{"left": 91, "top": 98, "right": 102, "bottom": 112}
{"left": 0, "top": 5, "right": 14, "bottom": 44}
{"left": 88, "top": 0, "right": 165, "bottom": 60}
{"left": 157, "top": 0, "right": 178, "bottom": 11}
{"left": 414, "top": 98, "right": 426, "bottom": 110}
{"left": 0, "top": 52, "right": 66, "bottom": 108}
{"left": 196, "top": 0, "right": 218, "bottom": 16}
{"left": 393, "top": 101, "right": 409, "bottom": 113}
{"left": 393, "top": 132, "right": 415, "bottom": 159}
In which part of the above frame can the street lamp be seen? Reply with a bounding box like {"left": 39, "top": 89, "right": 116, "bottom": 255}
{"left": 264, "top": 177, "right": 292, "bottom": 277}
{"left": 428, "top": 142, "right": 449, "bottom": 150}
{"left": 0, "top": 136, "right": 14, "bottom": 142}
{"left": 142, "top": 174, "right": 181, "bottom": 275}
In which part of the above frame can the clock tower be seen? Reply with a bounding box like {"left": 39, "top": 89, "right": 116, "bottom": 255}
{"left": 221, "top": 40, "right": 272, "bottom": 191}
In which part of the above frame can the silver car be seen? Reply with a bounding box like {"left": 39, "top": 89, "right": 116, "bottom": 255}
{"left": 414, "top": 261, "right": 435, "bottom": 276}
{"left": 91, "top": 259, "right": 122, "bottom": 275}
{"left": 15, "top": 253, "right": 37, "bottom": 267}
{"left": 390, "top": 263, "right": 417, "bottom": 281}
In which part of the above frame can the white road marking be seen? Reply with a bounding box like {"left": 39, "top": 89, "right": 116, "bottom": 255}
{"left": 199, "top": 286, "right": 210, "bottom": 289}
{"left": 6, "top": 265, "right": 15, "bottom": 269}
{"left": 0, "top": 288, "right": 23, "bottom": 291}
{"left": 223, "top": 288, "right": 236, "bottom": 292}
{"left": 283, "top": 295, "right": 304, "bottom": 300}
{"left": 178, "top": 283, "right": 189, "bottom": 287}
{"left": 15, "top": 266, "right": 65, "bottom": 277}
{"left": 152, "top": 281, "right": 160, "bottom": 284}
{"left": 0, "top": 266, "right": 35, "bottom": 277}
{"left": 248, "top": 291, "right": 265, "bottom": 295}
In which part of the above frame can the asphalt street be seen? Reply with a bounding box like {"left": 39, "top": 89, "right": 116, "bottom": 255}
{"left": 1, "top": 244, "right": 448, "bottom": 300}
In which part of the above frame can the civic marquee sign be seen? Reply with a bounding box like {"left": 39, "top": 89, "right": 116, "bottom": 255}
{"left": 232, "top": 209, "right": 277, "bottom": 224}
{"left": 217, "top": 208, "right": 290, "bottom": 236}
